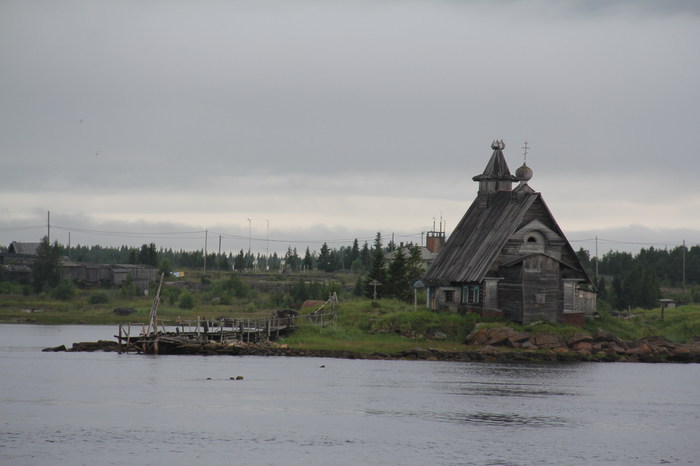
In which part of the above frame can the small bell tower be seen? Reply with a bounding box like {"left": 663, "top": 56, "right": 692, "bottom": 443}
{"left": 472, "top": 140, "right": 517, "bottom": 208}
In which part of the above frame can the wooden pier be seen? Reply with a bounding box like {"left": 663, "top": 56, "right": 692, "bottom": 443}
{"left": 116, "top": 283, "right": 338, "bottom": 354}
{"left": 116, "top": 312, "right": 336, "bottom": 354}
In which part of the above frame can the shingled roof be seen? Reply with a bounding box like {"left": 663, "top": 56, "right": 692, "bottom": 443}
{"left": 423, "top": 191, "right": 539, "bottom": 286}
{"left": 472, "top": 140, "right": 518, "bottom": 182}
{"left": 7, "top": 241, "right": 41, "bottom": 256}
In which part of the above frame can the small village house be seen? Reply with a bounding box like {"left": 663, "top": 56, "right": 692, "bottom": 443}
{"left": 2, "top": 241, "right": 156, "bottom": 291}
{"left": 423, "top": 140, "right": 596, "bottom": 324}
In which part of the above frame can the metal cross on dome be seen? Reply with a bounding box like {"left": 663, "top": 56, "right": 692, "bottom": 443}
{"left": 521, "top": 141, "right": 530, "bottom": 164}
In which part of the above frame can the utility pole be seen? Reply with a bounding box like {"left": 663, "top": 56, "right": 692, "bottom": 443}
{"left": 682, "top": 240, "right": 686, "bottom": 291}
{"left": 247, "top": 218, "right": 252, "bottom": 256}
{"left": 595, "top": 235, "right": 599, "bottom": 280}
{"left": 204, "top": 230, "right": 208, "bottom": 274}
{"left": 266, "top": 219, "right": 270, "bottom": 270}
{"left": 47, "top": 211, "right": 50, "bottom": 243}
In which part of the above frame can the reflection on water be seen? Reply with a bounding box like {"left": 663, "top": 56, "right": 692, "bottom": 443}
{"left": 455, "top": 412, "right": 568, "bottom": 427}
{"left": 452, "top": 381, "right": 575, "bottom": 398}
{"left": 2, "top": 325, "right": 700, "bottom": 466}
{"left": 365, "top": 409, "right": 568, "bottom": 428}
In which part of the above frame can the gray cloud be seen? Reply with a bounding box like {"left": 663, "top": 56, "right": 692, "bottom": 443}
{"left": 1, "top": 0, "right": 699, "bottom": 253}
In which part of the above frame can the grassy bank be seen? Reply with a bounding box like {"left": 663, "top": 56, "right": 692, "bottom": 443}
{"left": 2, "top": 274, "right": 700, "bottom": 353}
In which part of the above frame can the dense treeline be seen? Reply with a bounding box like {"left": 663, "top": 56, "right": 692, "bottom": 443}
{"left": 576, "top": 244, "right": 700, "bottom": 310}
{"left": 65, "top": 239, "right": 376, "bottom": 274}
{"left": 13, "top": 237, "right": 700, "bottom": 311}
{"left": 25, "top": 234, "right": 423, "bottom": 304}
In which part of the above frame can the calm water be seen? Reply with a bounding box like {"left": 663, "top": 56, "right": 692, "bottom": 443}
{"left": 1, "top": 325, "right": 699, "bottom": 465}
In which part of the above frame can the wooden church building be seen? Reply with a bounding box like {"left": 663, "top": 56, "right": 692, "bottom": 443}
{"left": 423, "top": 140, "right": 596, "bottom": 324}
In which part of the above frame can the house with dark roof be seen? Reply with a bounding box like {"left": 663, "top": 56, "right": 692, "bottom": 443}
{"left": 2, "top": 241, "right": 41, "bottom": 265}
{"left": 423, "top": 140, "right": 596, "bottom": 324}
{"left": 2, "top": 241, "right": 156, "bottom": 291}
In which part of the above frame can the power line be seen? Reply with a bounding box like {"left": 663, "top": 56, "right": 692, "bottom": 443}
{"left": 569, "top": 237, "right": 693, "bottom": 246}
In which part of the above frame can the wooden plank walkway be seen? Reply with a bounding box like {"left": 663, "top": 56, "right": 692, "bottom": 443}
{"left": 116, "top": 312, "right": 336, "bottom": 354}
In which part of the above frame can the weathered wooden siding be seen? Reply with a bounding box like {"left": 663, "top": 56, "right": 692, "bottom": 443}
{"left": 498, "top": 281, "right": 522, "bottom": 321}
{"left": 576, "top": 289, "right": 597, "bottom": 315}
{"left": 521, "top": 255, "right": 561, "bottom": 323}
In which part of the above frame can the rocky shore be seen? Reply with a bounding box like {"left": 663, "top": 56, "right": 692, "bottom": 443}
{"left": 43, "top": 326, "right": 700, "bottom": 363}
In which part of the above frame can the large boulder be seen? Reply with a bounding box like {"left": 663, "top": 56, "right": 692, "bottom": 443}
{"left": 532, "top": 333, "right": 565, "bottom": 349}
{"left": 42, "top": 344, "right": 67, "bottom": 352}
{"left": 593, "top": 328, "right": 626, "bottom": 347}
{"left": 567, "top": 332, "right": 593, "bottom": 347}
{"left": 465, "top": 328, "right": 489, "bottom": 346}
{"left": 484, "top": 327, "right": 515, "bottom": 346}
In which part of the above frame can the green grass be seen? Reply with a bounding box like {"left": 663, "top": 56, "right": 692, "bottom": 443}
{"left": 4, "top": 273, "right": 700, "bottom": 355}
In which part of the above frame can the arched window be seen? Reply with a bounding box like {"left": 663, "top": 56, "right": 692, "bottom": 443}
{"left": 521, "top": 231, "right": 545, "bottom": 253}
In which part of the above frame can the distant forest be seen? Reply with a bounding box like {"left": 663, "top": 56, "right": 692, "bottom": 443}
{"left": 64, "top": 239, "right": 380, "bottom": 275}
{"left": 9, "top": 239, "right": 699, "bottom": 310}
{"left": 575, "top": 245, "right": 700, "bottom": 310}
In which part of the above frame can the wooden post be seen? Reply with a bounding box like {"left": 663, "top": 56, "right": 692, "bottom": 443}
{"left": 148, "top": 273, "right": 165, "bottom": 336}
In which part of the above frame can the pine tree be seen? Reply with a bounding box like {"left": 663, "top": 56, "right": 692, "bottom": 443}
{"left": 318, "top": 242, "right": 333, "bottom": 272}
{"left": 138, "top": 243, "right": 158, "bottom": 266}
{"left": 405, "top": 245, "right": 424, "bottom": 282}
{"left": 303, "top": 247, "right": 314, "bottom": 271}
{"left": 364, "top": 233, "right": 386, "bottom": 299}
{"left": 234, "top": 249, "right": 246, "bottom": 270}
{"left": 360, "top": 241, "right": 371, "bottom": 270}
{"left": 31, "top": 236, "right": 64, "bottom": 293}
{"left": 349, "top": 239, "right": 360, "bottom": 265}
{"left": 386, "top": 248, "right": 410, "bottom": 301}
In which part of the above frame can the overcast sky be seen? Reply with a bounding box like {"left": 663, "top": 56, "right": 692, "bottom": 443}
{"left": 1, "top": 0, "right": 699, "bottom": 256}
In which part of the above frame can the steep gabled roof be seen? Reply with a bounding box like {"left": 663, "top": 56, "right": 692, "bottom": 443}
{"left": 423, "top": 191, "right": 539, "bottom": 286}
{"left": 7, "top": 241, "right": 41, "bottom": 256}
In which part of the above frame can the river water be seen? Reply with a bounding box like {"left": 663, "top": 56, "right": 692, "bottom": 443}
{"left": 1, "top": 325, "right": 699, "bottom": 465}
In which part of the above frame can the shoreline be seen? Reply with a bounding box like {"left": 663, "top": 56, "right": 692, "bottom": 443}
{"left": 45, "top": 334, "right": 700, "bottom": 363}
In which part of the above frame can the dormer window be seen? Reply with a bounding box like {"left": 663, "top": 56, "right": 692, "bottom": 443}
{"left": 521, "top": 230, "right": 545, "bottom": 253}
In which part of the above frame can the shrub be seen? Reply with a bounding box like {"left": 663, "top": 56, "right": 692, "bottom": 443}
{"left": 179, "top": 291, "right": 195, "bottom": 309}
{"left": 0, "top": 282, "right": 24, "bottom": 295}
{"left": 164, "top": 286, "right": 183, "bottom": 305}
{"left": 51, "top": 280, "right": 76, "bottom": 300}
{"left": 88, "top": 291, "right": 110, "bottom": 304}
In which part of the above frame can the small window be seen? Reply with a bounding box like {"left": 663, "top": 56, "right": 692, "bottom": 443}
{"left": 444, "top": 290, "right": 455, "bottom": 303}
{"left": 471, "top": 286, "right": 480, "bottom": 304}
{"left": 527, "top": 236, "right": 537, "bottom": 243}
{"left": 461, "top": 286, "right": 481, "bottom": 304}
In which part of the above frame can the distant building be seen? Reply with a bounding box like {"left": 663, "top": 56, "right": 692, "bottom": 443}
{"left": 423, "top": 140, "right": 596, "bottom": 324}
{"left": 0, "top": 242, "right": 42, "bottom": 282}
{"left": 2, "top": 241, "right": 41, "bottom": 266}
{"left": 1, "top": 241, "right": 156, "bottom": 291}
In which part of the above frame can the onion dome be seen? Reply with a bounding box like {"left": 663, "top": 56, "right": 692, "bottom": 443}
{"left": 515, "top": 163, "right": 533, "bottom": 182}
